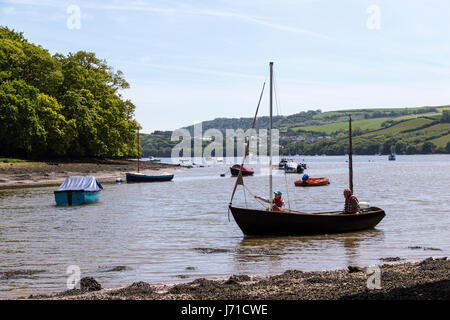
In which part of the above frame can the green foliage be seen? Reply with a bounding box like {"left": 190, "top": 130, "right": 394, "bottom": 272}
{"left": 441, "top": 110, "right": 450, "bottom": 123}
{"left": 140, "top": 131, "right": 179, "bottom": 157}
{"left": 140, "top": 108, "right": 450, "bottom": 157}
{"left": 421, "top": 141, "right": 436, "bottom": 154}
{"left": 0, "top": 26, "right": 138, "bottom": 158}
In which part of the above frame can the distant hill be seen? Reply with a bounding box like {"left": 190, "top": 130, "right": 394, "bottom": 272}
{"left": 141, "top": 106, "right": 450, "bottom": 156}
{"left": 182, "top": 106, "right": 441, "bottom": 134}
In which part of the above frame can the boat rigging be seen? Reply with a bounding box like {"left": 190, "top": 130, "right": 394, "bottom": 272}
{"left": 228, "top": 62, "right": 385, "bottom": 236}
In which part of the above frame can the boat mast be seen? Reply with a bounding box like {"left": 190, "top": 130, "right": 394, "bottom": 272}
{"left": 137, "top": 128, "right": 140, "bottom": 173}
{"left": 348, "top": 114, "right": 353, "bottom": 193}
{"left": 269, "top": 62, "right": 273, "bottom": 209}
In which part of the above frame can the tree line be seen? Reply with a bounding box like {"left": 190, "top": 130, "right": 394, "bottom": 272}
{"left": 0, "top": 27, "right": 139, "bottom": 159}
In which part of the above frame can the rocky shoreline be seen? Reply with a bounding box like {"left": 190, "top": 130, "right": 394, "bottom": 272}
{"left": 0, "top": 159, "right": 181, "bottom": 189}
{"left": 25, "top": 257, "right": 449, "bottom": 300}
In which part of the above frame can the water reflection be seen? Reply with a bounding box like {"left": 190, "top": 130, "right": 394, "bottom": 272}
{"left": 234, "top": 229, "right": 385, "bottom": 269}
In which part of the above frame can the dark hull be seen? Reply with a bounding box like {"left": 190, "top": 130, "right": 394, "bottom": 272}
{"left": 230, "top": 167, "right": 254, "bottom": 176}
{"left": 295, "top": 178, "right": 329, "bottom": 187}
{"left": 229, "top": 206, "right": 385, "bottom": 236}
{"left": 126, "top": 173, "right": 174, "bottom": 183}
{"left": 294, "top": 183, "right": 327, "bottom": 187}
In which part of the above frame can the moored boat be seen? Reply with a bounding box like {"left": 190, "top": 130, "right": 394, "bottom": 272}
{"left": 126, "top": 172, "right": 174, "bottom": 183}
{"left": 278, "top": 158, "right": 291, "bottom": 169}
{"left": 148, "top": 156, "right": 161, "bottom": 163}
{"left": 126, "top": 128, "right": 174, "bottom": 182}
{"left": 295, "top": 176, "right": 329, "bottom": 187}
{"left": 228, "top": 62, "right": 385, "bottom": 237}
{"left": 284, "top": 161, "right": 298, "bottom": 173}
{"left": 284, "top": 161, "right": 304, "bottom": 173}
{"left": 230, "top": 164, "right": 254, "bottom": 176}
{"left": 229, "top": 206, "right": 385, "bottom": 236}
{"left": 54, "top": 176, "right": 103, "bottom": 206}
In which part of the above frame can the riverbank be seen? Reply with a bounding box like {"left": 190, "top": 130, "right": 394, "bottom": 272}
{"left": 26, "top": 257, "right": 449, "bottom": 300}
{"left": 0, "top": 159, "right": 181, "bottom": 189}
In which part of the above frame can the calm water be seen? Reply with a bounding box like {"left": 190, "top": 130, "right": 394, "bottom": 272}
{"left": 0, "top": 155, "right": 449, "bottom": 298}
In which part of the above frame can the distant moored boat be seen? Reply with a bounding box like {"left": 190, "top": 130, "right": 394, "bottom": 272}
{"left": 284, "top": 161, "right": 305, "bottom": 173}
{"left": 126, "top": 172, "right": 174, "bottom": 183}
{"left": 230, "top": 164, "right": 254, "bottom": 176}
{"left": 148, "top": 156, "right": 161, "bottom": 163}
{"left": 125, "top": 128, "right": 174, "bottom": 182}
{"left": 295, "top": 176, "right": 329, "bottom": 187}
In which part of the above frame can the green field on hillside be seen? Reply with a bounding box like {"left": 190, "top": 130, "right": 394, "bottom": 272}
{"left": 141, "top": 106, "right": 450, "bottom": 156}
{"left": 430, "top": 134, "right": 450, "bottom": 148}
{"left": 291, "top": 112, "right": 441, "bottom": 135}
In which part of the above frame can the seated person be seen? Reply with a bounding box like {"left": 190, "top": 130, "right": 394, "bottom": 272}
{"left": 255, "top": 190, "right": 284, "bottom": 211}
{"left": 343, "top": 188, "right": 361, "bottom": 214}
{"left": 301, "top": 174, "right": 309, "bottom": 185}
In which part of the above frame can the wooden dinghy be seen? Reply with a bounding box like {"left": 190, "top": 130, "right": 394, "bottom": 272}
{"left": 126, "top": 172, "right": 174, "bottom": 183}
{"left": 125, "top": 128, "right": 174, "bottom": 183}
{"left": 229, "top": 205, "right": 385, "bottom": 236}
{"left": 227, "top": 62, "right": 385, "bottom": 237}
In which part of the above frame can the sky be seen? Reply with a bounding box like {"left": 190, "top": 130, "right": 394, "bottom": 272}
{"left": 1, "top": 0, "right": 450, "bottom": 133}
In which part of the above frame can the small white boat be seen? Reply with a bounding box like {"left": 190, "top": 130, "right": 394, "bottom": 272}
{"left": 284, "top": 161, "right": 299, "bottom": 173}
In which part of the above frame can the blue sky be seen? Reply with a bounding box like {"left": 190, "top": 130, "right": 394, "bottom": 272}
{"left": 1, "top": 0, "right": 450, "bottom": 132}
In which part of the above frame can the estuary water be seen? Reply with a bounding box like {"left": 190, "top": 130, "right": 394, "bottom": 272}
{"left": 0, "top": 155, "right": 449, "bottom": 298}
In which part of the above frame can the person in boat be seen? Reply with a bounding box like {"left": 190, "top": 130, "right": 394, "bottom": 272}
{"left": 254, "top": 190, "right": 284, "bottom": 211}
{"left": 301, "top": 174, "right": 309, "bottom": 185}
{"left": 343, "top": 188, "right": 361, "bottom": 214}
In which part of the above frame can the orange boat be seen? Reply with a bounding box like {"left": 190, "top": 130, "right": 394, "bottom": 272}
{"left": 295, "top": 177, "right": 329, "bottom": 187}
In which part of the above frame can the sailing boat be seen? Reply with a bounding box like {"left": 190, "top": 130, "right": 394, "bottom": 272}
{"left": 126, "top": 128, "right": 174, "bottom": 183}
{"left": 228, "top": 62, "right": 385, "bottom": 236}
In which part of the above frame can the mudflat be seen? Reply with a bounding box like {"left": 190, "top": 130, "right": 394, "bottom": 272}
{"left": 0, "top": 159, "right": 180, "bottom": 189}
{"left": 26, "top": 257, "right": 449, "bottom": 300}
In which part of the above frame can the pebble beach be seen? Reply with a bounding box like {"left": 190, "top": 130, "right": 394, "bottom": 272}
{"left": 24, "top": 257, "right": 449, "bottom": 300}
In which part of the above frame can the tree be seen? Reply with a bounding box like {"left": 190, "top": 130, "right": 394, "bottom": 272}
{"left": 405, "top": 144, "right": 418, "bottom": 154}
{"left": 395, "top": 140, "right": 407, "bottom": 154}
{"left": 35, "top": 93, "right": 75, "bottom": 156}
{"left": 421, "top": 141, "right": 436, "bottom": 154}
{"left": 0, "top": 80, "right": 42, "bottom": 156}
{"left": 441, "top": 110, "right": 450, "bottom": 123}
{"left": 0, "top": 26, "right": 139, "bottom": 158}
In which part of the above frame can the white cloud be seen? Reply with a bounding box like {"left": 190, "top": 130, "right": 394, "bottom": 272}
{"left": 0, "top": 0, "right": 328, "bottom": 39}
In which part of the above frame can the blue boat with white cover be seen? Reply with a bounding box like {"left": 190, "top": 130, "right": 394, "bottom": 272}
{"left": 54, "top": 176, "right": 103, "bottom": 206}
